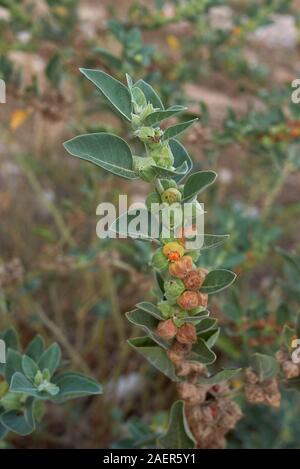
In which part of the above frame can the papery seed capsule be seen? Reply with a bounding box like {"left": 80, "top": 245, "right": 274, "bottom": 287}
{"left": 156, "top": 319, "right": 177, "bottom": 340}
{"left": 183, "top": 268, "right": 208, "bottom": 291}
{"left": 162, "top": 242, "right": 185, "bottom": 261}
{"left": 177, "top": 290, "right": 199, "bottom": 310}
{"left": 176, "top": 323, "right": 197, "bottom": 344}
{"left": 161, "top": 188, "right": 182, "bottom": 205}
{"left": 169, "top": 255, "right": 193, "bottom": 278}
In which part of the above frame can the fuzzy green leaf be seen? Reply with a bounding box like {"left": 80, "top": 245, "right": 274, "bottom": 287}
{"left": 250, "top": 353, "right": 279, "bottom": 381}
{"left": 5, "top": 349, "right": 22, "bottom": 385}
{"left": 128, "top": 337, "right": 179, "bottom": 382}
{"left": 196, "top": 318, "right": 217, "bottom": 335}
{"left": 0, "top": 399, "right": 36, "bottom": 436}
{"left": 134, "top": 79, "right": 164, "bottom": 109}
{"left": 169, "top": 139, "right": 192, "bottom": 182}
{"left": 144, "top": 106, "right": 186, "bottom": 126}
{"left": 163, "top": 118, "right": 198, "bottom": 141}
{"left": 52, "top": 372, "right": 102, "bottom": 400}
{"left": 182, "top": 170, "right": 217, "bottom": 202}
{"left": 22, "top": 355, "right": 39, "bottom": 381}
{"left": 158, "top": 401, "right": 196, "bottom": 449}
{"left": 64, "top": 133, "right": 138, "bottom": 180}
{"left": 38, "top": 343, "right": 61, "bottom": 376}
{"left": 126, "top": 309, "right": 167, "bottom": 348}
{"left": 80, "top": 68, "right": 132, "bottom": 121}
{"left": 151, "top": 161, "right": 188, "bottom": 178}
{"left": 9, "top": 372, "right": 40, "bottom": 397}
{"left": 190, "top": 338, "right": 216, "bottom": 365}
{"left": 25, "top": 335, "right": 45, "bottom": 362}
{"left": 200, "top": 269, "right": 236, "bottom": 294}
{"left": 135, "top": 302, "right": 164, "bottom": 320}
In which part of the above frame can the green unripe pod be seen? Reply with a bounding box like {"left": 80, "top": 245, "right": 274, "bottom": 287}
{"left": 157, "top": 301, "right": 172, "bottom": 319}
{"left": 133, "top": 156, "right": 156, "bottom": 182}
{"left": 164, "top": 278, "right": 185, "bottom": 303}
{"left": 151, "top": 144, "right": 174, "bottom": 169}
{"left": 135, "top": 126, "right": 155, "bottom": 143}
{"left": 161, "top": 188, "right": 182, "bottom": 204}
{"left": 0, "top": 391, "right": 24, "bottom": 411}
{"left": 152, "top": 249, "right": 169, "bottom": 271}
{"left": 172, "top": 307, "right": 188, "bottom": 327}
{"left": 161, "top": 179, "right": 177, "bottom": 190}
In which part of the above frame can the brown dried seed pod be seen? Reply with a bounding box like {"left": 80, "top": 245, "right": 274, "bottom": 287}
{"left": 183, "top": 268, "right": 208, "bottom": 291}
{"left": 176, "top": 323, "right": 197, "bottom": 344}
{"left": 156, "top": 319, "right": 177, "bottom": 340}
{"left": 177, "top": 291, "right": 199, "bottom": 310}
{"left": 169, "top": 255, "right": 193, "bottom": 278}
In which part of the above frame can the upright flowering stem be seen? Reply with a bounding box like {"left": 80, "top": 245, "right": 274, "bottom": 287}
{"left": 64, "top": 68, "right": 243, "bottom": 449}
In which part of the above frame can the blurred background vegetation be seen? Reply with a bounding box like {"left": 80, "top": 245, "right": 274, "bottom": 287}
{"left": 0, "top": 0, "right": 300, "bottom": 448}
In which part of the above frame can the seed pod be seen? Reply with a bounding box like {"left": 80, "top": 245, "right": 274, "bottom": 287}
{"left": 164, "top": 278, "right": 185, "bottom": 302}
{"left": 135, "top": 126, "right": 155, "bottom": 142}
{"left": 0, "top": 391, "right": 23, "bottom": 411}
{"left": 156, "top": 319, "right": 177, "bottom": 340}
{"left": 151, "top": 144, "right": 174, "bottom": 168}
{"left": 133, "top": 155, "right": 156, "bottom": 182}
{"left": 163, "top": 242, "right": 185, "bottom": 261}
{"left": 161, "top": 188, "right": 182, "bottom": 204}
{"left": 169, "top": 255, "right": 193, "bottom": 278}
{"left": 152, "top": 249, "right": 169, "bottom": 271}
{"left": 157, "top": 301, "right": 172, "bottom": 319}
{"left": 161, "top": 179, "right": 177, "bottom": 190}
{"left": 183, "top": 268, "right": 208, "bottom": 291}
{"left": 176, "top": 323, "right": 197, "bottom": 344}
{"left": 177, "top": 290, "right": 199, "bottom": 310}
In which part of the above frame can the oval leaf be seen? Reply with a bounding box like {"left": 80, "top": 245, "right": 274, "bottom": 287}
{"left": 163, "top": 118, "right": 198, "bottom": 141}
{"left": 128, "top": 337, "right": 179, "bottom": 382}
{"left": 190, "top": 338, "right": 216, "bottom": 365}
{"left": 200, "top": 269, "right": 236, "bottom": 294}
{"left": 250, "top": 353, "right": 279, "bottom": 381}
{"left": 64, "top": 133, "right": 138, "bottom": 180}
{"left": 169, "top": 138, "right": 192, "bottom": 182}
{"left": 182, "top": 170, "right": 217, "bottom": 202}
{"left": 134, "top": 79, "right": 164, "bottom": 109}
{"left": 144, "top": 106, "right": 186, "bottom": 126}
{"left": 151, "top": 161, "right": 188, "bottom": 178}
{"left": 38, "top": 343, "right": 61, "bottom": 376}
{"left": 52, "top": 372, "right": 102, "bottom": 400}
{"left": 158, "top": 401, "right": 196, "bottom": 449}
{"left": 80, "top": 68, "right": 132, "bottom": 121}
{"left": 126, "top": 309, "right": 167, "bottom": 348}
